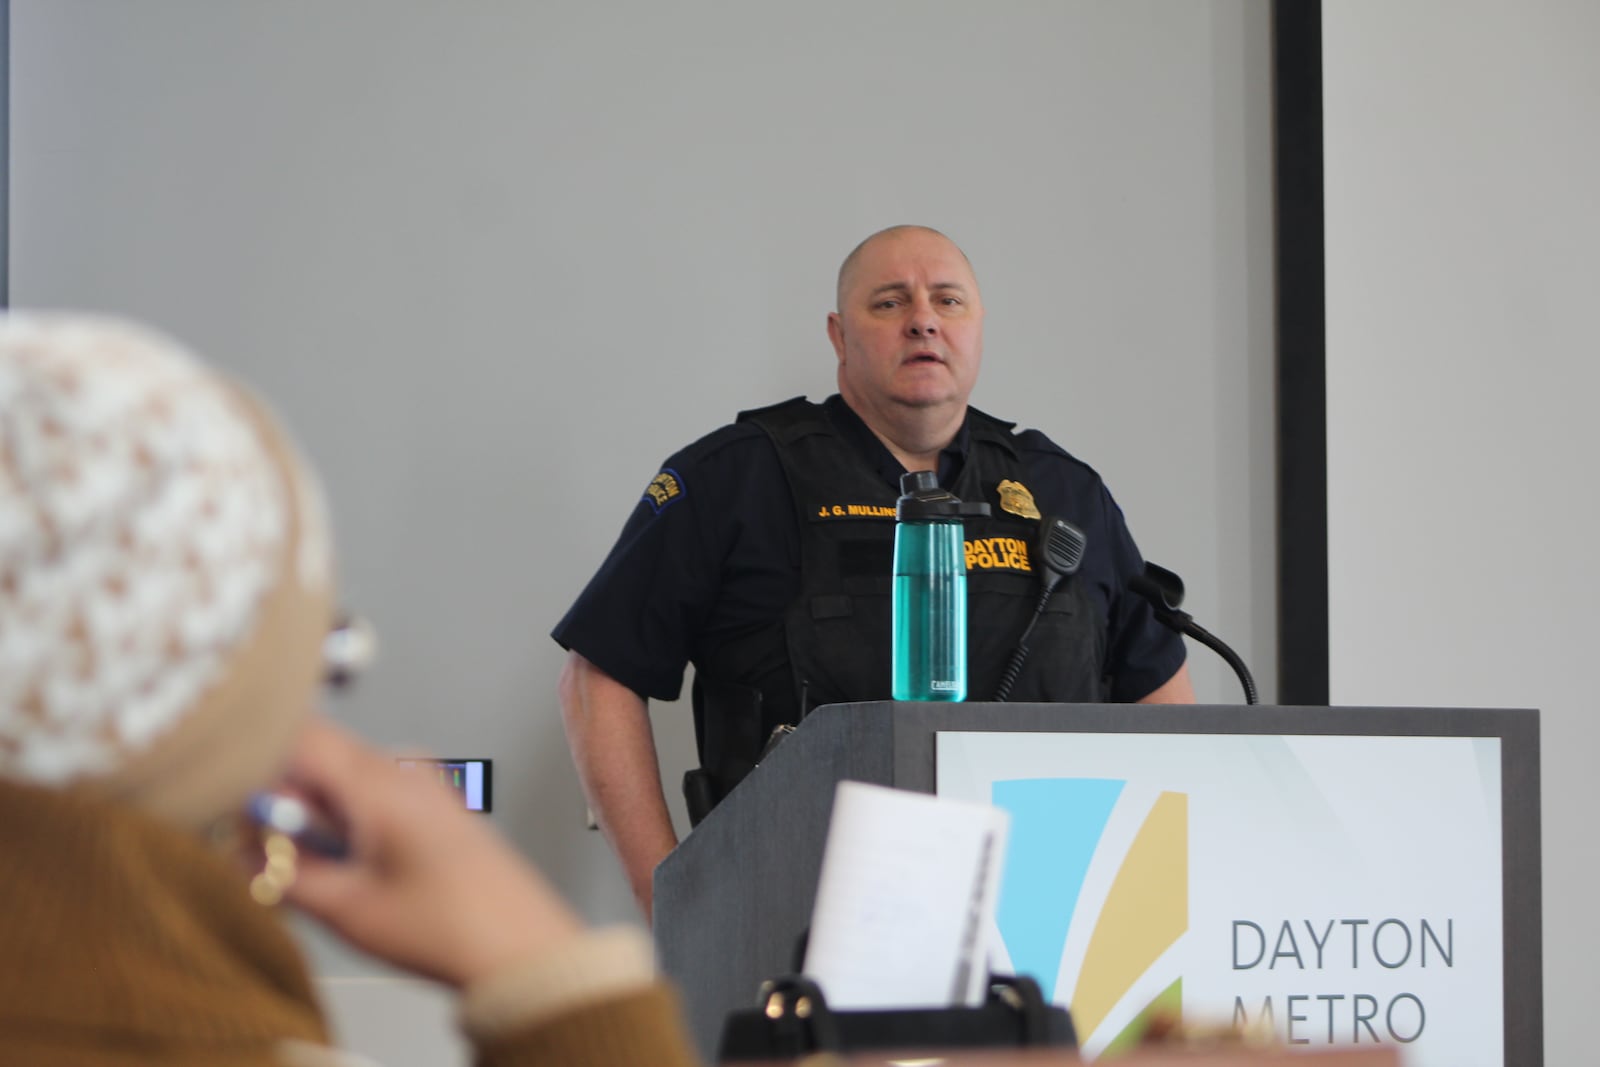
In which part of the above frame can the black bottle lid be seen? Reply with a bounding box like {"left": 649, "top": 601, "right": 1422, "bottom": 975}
{"left": 895, "top": 470, "right": 993, "bottom": 522}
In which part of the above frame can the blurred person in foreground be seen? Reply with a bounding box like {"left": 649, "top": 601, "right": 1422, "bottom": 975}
{"left": 0, "top": 314, "right": 698, "bottom": 1067}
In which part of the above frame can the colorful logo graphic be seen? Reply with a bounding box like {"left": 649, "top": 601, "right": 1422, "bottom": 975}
{"left": 992, "top": 779, "right": 1188, "bottom": 1055}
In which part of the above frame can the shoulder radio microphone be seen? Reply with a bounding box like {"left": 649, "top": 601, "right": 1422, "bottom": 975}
{"left": 993, "top": 516, "right": 1087, "bottom": 702}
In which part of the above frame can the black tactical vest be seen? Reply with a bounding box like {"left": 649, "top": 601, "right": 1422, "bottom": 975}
{"left": 688, "top": 398, "right": 1106, "bottom": 815}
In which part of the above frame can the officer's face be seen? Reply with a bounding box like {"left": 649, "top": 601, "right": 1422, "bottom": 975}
{"left": 828, "top": 229, "right": 984, "bottom": 419}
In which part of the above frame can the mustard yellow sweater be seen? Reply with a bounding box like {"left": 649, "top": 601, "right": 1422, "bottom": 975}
{"left": 0, "top": 780, "right": 699, "bottom": 1067}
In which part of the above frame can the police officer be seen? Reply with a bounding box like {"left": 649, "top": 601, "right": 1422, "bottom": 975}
{"left": 554, "top": 225, "right": 1194, "bottom": 920}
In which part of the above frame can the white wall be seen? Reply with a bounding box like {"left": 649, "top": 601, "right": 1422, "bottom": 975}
{"left": 1324, "top": 3, "right": 1600, "bottom": 1064}
{"left": 9, "top": 2, "right": 1274, "bottom": 1061}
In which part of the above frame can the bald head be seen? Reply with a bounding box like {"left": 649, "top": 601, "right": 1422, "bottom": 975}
{"left": 835, "top": 225, "right": 976, "bottom": 311}
{"left": 825, "top": 225, "right": 984, "bottom": 462}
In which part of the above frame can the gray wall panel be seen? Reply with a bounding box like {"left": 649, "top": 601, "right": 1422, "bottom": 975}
{"left": 1324, "top": 3, "right": 1600, "bottom": 1064}
{"left": 9, "top": 2, "right": 1275, "bottom": 1060}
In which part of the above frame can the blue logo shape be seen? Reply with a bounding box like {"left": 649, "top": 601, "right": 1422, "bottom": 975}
{"left": 992, "top": 778, "right": 1125, "bottom": 1003}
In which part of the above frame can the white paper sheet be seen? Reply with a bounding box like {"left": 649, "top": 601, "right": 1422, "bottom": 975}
{"left": 802, "top": 780, "right": 1010, "bottom": 1010}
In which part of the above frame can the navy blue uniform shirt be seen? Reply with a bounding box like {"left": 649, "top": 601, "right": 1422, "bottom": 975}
{"left": 552, "top": 395, "right": 1184, "bottom": 703}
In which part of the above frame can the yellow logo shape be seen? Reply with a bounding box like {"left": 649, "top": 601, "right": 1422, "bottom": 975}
{"left": 998, "top": 479, "right": 1041, "bottom": 520}
{"left": 1070, "top": 791, "right": 1188, "bottom": 1042}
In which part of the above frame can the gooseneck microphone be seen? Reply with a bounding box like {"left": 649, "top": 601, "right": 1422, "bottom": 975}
{"left": 993, "top": 516, "right": 1087, "bottom": 702}
{"left": 1129, "top": 562, "right": 1259, "bottom": 704}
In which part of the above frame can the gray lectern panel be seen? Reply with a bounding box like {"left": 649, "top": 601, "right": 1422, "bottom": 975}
{"left": 652, "top": 702, "right": 1540, "bottom": 1064}
{"left": 653, "top": 700, "right": 897, "bottom": 1057}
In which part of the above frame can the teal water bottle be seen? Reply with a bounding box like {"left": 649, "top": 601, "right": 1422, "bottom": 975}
{"left": 891, "top": 471, "right": 989, "bottom": 701}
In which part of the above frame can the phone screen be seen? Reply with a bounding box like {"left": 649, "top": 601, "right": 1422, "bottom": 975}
{"left": 246, "top": 792, "right": 350, "bottom": 858}
{"left": 396, "top": 758, "right": 493, "bottom": 812}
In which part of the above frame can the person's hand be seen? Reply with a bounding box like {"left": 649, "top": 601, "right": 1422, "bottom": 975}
{"left": 278, "top": 717, "right": 584, "bottom": 988}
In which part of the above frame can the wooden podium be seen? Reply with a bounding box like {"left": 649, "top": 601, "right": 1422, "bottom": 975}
{"left": 653, "top": 702, "right": 1541, "bottom": 1065}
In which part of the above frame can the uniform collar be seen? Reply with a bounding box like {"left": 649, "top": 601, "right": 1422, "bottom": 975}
{"left": 822, "top": 394, "right": 971, "bottom": 489}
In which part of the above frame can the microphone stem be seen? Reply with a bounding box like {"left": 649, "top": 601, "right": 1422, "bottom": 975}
{"left": 1162, "top": 611, "right": 1258, "bottom": 705}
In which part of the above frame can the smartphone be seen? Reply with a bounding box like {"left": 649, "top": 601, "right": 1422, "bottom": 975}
{"left": 246, "top": 791, "right": 350, "bottom": 859}
{"left": 396, "top": 757, "right": 493, "bottom": 813}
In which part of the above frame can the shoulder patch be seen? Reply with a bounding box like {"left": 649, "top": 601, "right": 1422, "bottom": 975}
{"left": 642, "top": 468, "right": 686, "bottom": 513}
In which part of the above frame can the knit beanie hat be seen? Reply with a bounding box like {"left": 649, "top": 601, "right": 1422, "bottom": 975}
{"left": 0, "top": 313, "right": 334, "bottom": 826}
